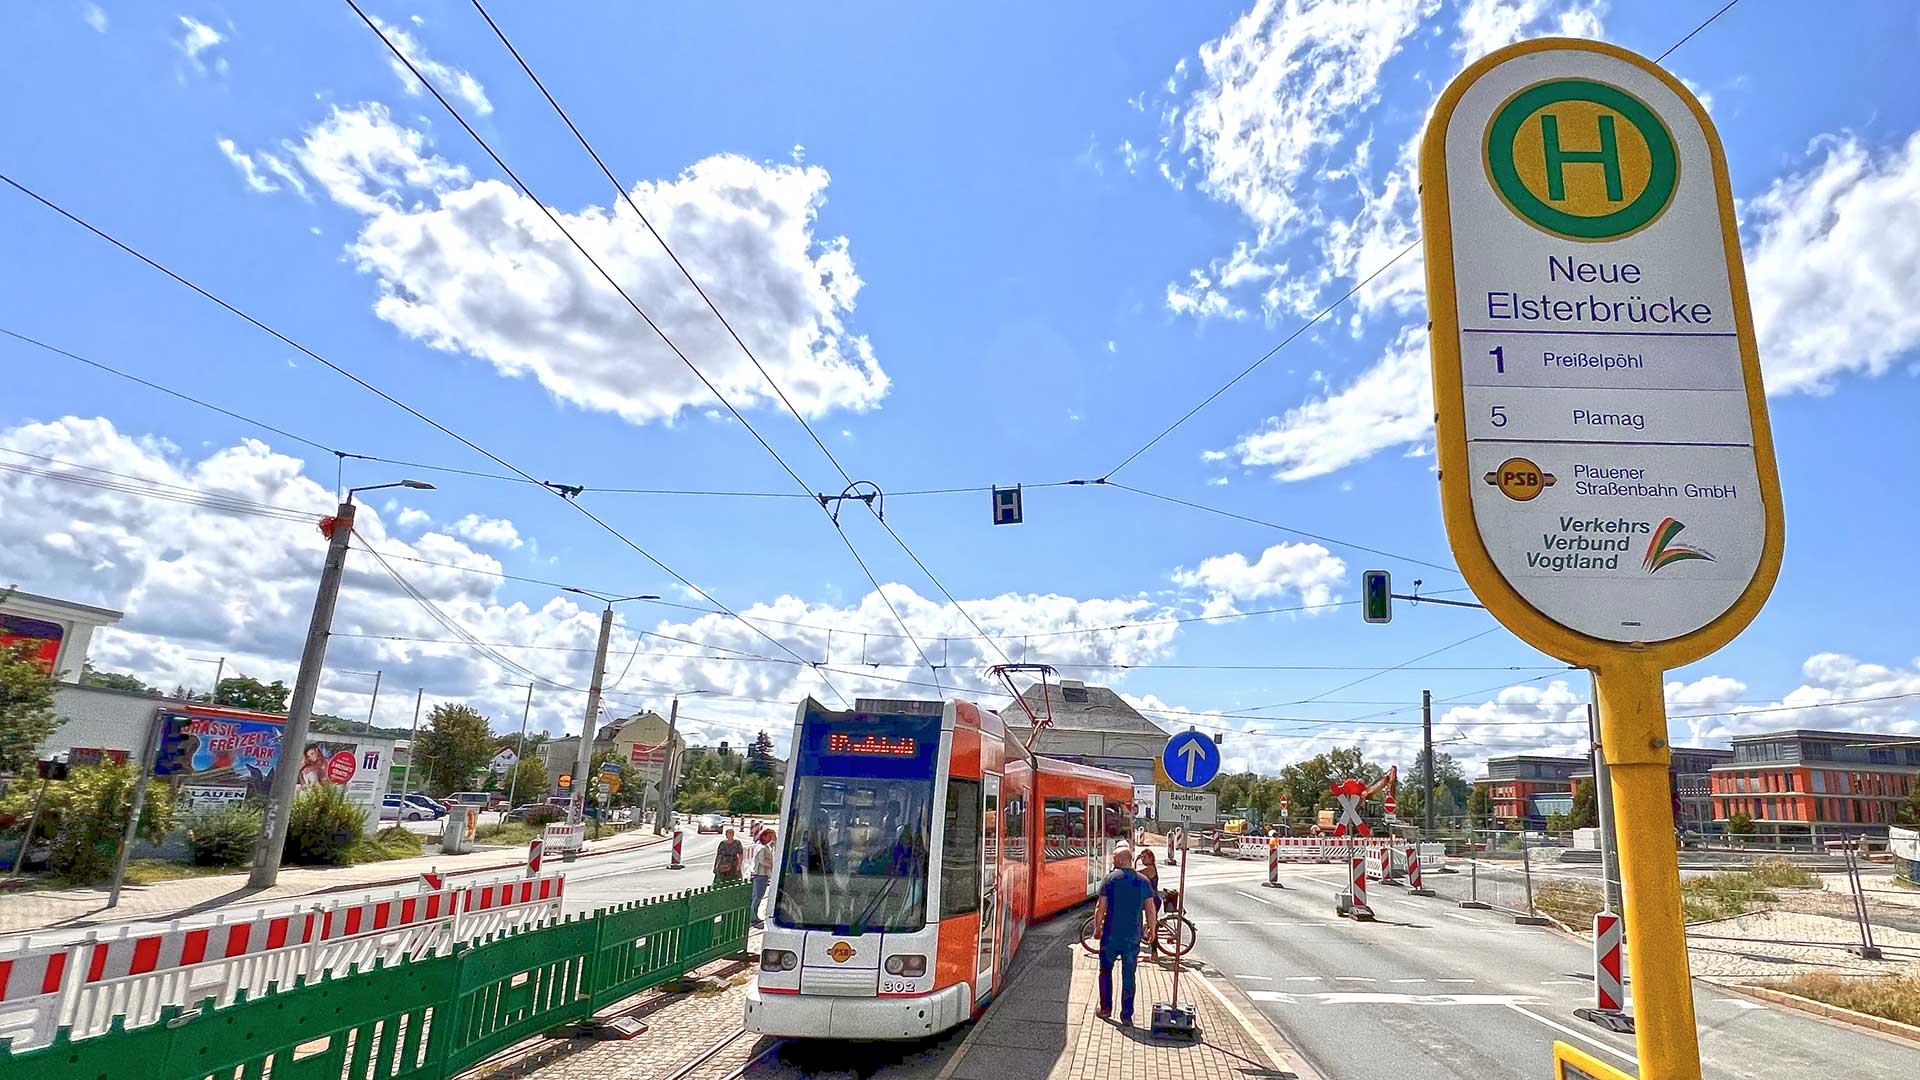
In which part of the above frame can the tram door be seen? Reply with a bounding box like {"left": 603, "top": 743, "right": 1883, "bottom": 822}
{"left": 1085, "top": 794, "right": 1104, "bottom": 892}
{"left": 976, "top": 774, "right": 1000, "bottom": 1002}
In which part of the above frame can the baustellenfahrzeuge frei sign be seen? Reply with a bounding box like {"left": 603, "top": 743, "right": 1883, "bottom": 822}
{"left": 1421, "top": 38, "right": 1783, "bottom": 656}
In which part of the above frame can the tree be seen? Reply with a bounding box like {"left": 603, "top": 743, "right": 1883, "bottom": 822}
{"left": 0, "top": 642, "right": 61, "bottom": 775}
{"left": 0, "top": 761, "right": 173, "bottom": 881}
{"left": 79, "top": 662, "right": 158, "bottom": 695}
{"left": 214, "top": 675, "right": 290, "bottom": 713}
{"left": 1468, "top": 784, "right": 1494, "bottom": 827}
{"left": 413, "top": 704, "right": 496, "bottom": 797}
{"left": 748, "top": 732, "right": 777, "bottom": 776}
{"left": 1570, "top": 779, "right": 1600, "bottom": 830}
{"left": 502, "top": 757, "right": 547, "bottom": 805}
{"left": 1726, "top": 810, "right": 1755, "bottom": 836}
{"left": 1545, "top": 810, "right": 1574, "bottom": 834}
{"left": 1900, "top": 784, "right": 1920, "bottom": 827}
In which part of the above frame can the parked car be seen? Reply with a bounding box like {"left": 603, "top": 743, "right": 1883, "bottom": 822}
{"left": 505, "top": 803, "right": 565, "bottom": 824}
{"left": 697, "top": 813, "right": 726, "bottom": 834}
{"left": 444, "top": 791, "right": 492, "bottom": 813}
{"left": 381, "top": 794, "right": 444, "bottom": 822}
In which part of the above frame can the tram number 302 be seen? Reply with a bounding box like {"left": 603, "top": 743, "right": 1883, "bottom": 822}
{"left": 881, "top": 979, "right": 917, "bottom": 994}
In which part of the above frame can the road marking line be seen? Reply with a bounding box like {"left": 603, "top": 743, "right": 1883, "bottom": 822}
{"left": 1539, "top": 980, "right": 1586, "bottom": 986}
{"left": 1238, "top": 891, "right": 1273, "bottom": 906}
{"left": 1390, "top": 978, "right": 1427, "bottom": 984}
{"left": 1234, "top": 974, "right": 1274, "bottom": 981}
{"left": 1436, "top": 978, "right": 1475, "bottom": 983}
{"left": 1285, "top": 976, "right": 1324, "bottom": 982}
{"left": 1444, "top": 911, "right": 1485, "bottom": 923}
{"left": 1505, "top": 1003, "right": 1638, "bottom": 1066}
{"left": 1334, "top": 976, "right": 1376, "bottom": 982}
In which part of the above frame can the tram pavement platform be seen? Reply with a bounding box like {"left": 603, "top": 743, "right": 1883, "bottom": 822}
{"left": 939, "top": 921, "right": 1321, "bottom": 1080}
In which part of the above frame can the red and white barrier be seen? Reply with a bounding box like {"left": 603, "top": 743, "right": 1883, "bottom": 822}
{"left": 1340, "top": 853, "right": 1374, "bottom": 921}
{"left": 1593, "top": 911, "right": 1624, "bottom": 1011}
{"left": 543, "top": 821, "right": 585, "bottom": 852}
{"left": 1406, "top": 844, "right": 1434, "bottom": 896}
{"left": 1264, "top": 842, "right": 1283, "bottom": 888}
{"left": 669, "top": 829, "right": 685, "bottom": 870}
{"left": 527, "top": 837, "right": 545, "bottom": 877}
{"left": 0, "top": 873, "right": 564, "bottom": 1050}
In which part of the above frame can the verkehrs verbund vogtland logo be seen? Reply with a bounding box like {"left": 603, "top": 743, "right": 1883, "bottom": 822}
{"left": 1643, "top": 517, "right": 1713, "bottom": 573}
{"left": 1484, "top": 78, "right": 1678, "bottom": 241}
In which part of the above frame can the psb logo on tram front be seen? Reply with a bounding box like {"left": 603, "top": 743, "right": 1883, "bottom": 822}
{"left": 826, "top": 942, "right": 856, "bottom": 964}
{"left": 1483, "top": 78, "right": 1679, "bottom": 242}
{"left": 1484, "top": 457, "right": 1556, "bottom": 502}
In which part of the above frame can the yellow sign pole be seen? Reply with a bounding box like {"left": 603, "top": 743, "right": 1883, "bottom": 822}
{"left": 1419, "top": 38, "right": 1787, "bottom": 1080}
{"left": 1594, "top": 654, "right": 1697, "bottom": 1080}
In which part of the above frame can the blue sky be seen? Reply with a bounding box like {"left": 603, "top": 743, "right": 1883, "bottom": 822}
{"left": 3, "top": 1, "right": 1918, "bottom": 773}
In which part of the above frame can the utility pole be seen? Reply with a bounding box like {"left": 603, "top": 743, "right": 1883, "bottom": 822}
{"left": 107, "top": 713, "right": 165, "bottom": 907}
{"left": 249, "top": 479, "right": 432, "bottom": 888}
{"left": 660, "top": 691, "right": 683, "bottom": 837}
{"left": 655, "top": 696, "right": 681, "bottom": 835}
{"left": 573, "top": 606, "right": 614, "bottom": 827}
{"left": 401, "top": 688, "right": 423, "bottom": 799}
{"left": 1422, "top": 689, "right": 1435, "bottom": 839}
{"left": 506, "top": 683, "right": 533, "bottom": 810}
{"left": 364, "top": 670, "right": 383, "bottom": 731}
{"left": 1589, "top": 690, "right": 1625, "bottom": 916}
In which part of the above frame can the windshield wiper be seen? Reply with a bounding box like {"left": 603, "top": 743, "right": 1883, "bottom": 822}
{"left": 845, "top": 872, "right": 904, "bottom": 937}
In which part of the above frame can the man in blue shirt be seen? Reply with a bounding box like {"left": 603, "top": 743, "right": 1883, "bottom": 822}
{"left": 1092, "top": 845, "right": 1159, "bottom": 1024}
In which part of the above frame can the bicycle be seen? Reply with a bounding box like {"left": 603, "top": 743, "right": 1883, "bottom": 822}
{"left": 1078, "top": 909, "right": 1197, "bottom": 958}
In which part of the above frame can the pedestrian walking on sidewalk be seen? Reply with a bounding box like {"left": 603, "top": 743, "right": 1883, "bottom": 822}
{"left": 714, "top": 827, "right": 745, "bottom": 883}
{"left": 749, "top": 826, "right": 776, "bottom": 926}
{"left": 1092, "top": 845, "right": 1158, "bottom": 1025}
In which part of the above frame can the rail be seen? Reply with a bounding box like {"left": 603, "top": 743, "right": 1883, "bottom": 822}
{"left": 0, "top": 880, "right": 751, "bottom": 1080}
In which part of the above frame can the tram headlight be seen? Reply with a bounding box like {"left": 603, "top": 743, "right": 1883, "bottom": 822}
{"left": 883, "top": 954, "right": 926, "bottom": 977}
{"left": 760, "top": 948, "right": 798, "bottom": 972}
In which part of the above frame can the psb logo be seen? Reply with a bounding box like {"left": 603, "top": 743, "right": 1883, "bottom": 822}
{"left": 826, "top": 942, "right": 856, "bottom": 964}
{"left": 1484, "top": 78, "right": 1678, "bottom": 241}
{"left": 1483, "top": 458, "right": 1556, "bottom": 501}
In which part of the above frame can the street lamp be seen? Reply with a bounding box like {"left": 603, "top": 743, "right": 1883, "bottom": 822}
{"left": 654, "top": 688, "right": 713, "bottom": 834}
{"left": 561, "top": 588, "right": 661, "bottom": 827}
{"left": 245, "top": 478, "right": 433, "bottom": 890}
{"left": 188, "top": 655, "right": 225, "bottom": 703}
{"left": 340, "top": 669, "right": 384, "bottom": 731}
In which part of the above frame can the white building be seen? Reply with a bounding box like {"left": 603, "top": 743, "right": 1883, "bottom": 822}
{"left": 0, "top": 589, "right": 123, "bottom": 682}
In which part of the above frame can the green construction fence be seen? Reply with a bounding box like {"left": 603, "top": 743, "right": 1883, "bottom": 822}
{"left": 0, "top": 880, "right": 751, "bottom": 1080}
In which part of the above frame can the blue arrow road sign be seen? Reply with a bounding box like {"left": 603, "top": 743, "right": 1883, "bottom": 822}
{"left": 1161, "top": 731, "right": 1220, "bottom": 790}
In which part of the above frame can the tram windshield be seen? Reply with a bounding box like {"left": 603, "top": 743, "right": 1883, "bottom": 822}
{"left": 776, "top": 775, "right": 933, "bottom": 933}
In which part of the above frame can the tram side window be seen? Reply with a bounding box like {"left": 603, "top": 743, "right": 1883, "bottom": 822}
{"left": 942, "top": 779, "right": 982, "bottom": 918}
{"left": 1103, "top": 804, "right": 1129, "bottom": 841}
{"left": 1042, "top": 797, "right": 1088, "bottom": 862}
{"left": 1002, "top": 795, "right": 1028, "bottom": 863}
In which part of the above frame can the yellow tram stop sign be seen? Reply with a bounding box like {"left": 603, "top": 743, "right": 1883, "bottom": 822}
{"left": 1420, "top": 38, "right": 1783, "bottom": 1080}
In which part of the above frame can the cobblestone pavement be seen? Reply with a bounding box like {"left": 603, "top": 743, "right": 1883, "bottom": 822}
{"left": 1685, "top": 908, "right": 1920, "bottom": 979}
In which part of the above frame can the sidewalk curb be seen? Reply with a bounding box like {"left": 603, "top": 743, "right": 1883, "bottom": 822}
{"left": 1707, "top": 980, "right": 1920, "bottom": 1047}
{"left": 1189, "top": 962, "right": 1325, "bottom": 1080}
{"left": 932, "top": 917, "right": 1081, "bottom": 1080}
{"left": 303, "top": 831, "right": 669, "bottom": 899}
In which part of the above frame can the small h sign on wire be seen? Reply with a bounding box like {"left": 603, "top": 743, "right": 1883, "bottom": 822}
{"left": 991, "top": 485, "right": 1023, "bottom": 525}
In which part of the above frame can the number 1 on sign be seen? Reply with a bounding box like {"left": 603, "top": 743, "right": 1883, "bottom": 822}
{"left": 1489, "top": 345, "right": 1504, "bottom": 373}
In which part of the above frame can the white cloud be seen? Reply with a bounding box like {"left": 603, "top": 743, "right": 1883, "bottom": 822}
{"left": 1745, "top": 130, "right": 1920, "bottom": 395}
{"left": 368, "top": 15, "right": 492, "bottom": 117}
{"left": 1161, "top": 0, "right": 1433, "bottom": 319}
{"left": 1670, "top": 655, "right": 1920, "bottom": 747}
{"left": 0, "top": 418, "right": 1189, "bottom": 752}
{"left": 82, "top": 4, "right": 107, "bottom": 33}
{"left": 1222, "top": 324, "right": 1431, "bottom": 480}
{"left": 448, "top": 513, "right": 523, "bottom": 549}
{"left": 395, "top": 507, "right": 432, "bottom": 529}
{"left": 1453, "top": 0, "right": 1605, "bottom": 62}
{"left": 293, "top": 102, "right": 471, "bottom": 215}
{"left": 174, "top": 15, "right": 227, "bottom": 77}
{"left": 1170, "top": 542, "right": 1346, "bottom": 617}
{"left": 1105, "top": 340, "right": 1118, "bottom": 354}
{"left": 218, "top": 139, "right": 277, "bottom": 194}
{"left": 216, "top": 138, "right": 308, "bottom": 199}
{"left": 292, "top": 104, "right": 889, "bottom": 424}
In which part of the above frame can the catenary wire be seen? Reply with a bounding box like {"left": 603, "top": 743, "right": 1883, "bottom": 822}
{"left": 0, "top": 173, "right": 847, "bottom": 707}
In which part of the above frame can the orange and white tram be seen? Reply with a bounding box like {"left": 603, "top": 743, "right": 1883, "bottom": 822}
{"left": 745, "top": 697, "right": 1135, "bottom": 1039}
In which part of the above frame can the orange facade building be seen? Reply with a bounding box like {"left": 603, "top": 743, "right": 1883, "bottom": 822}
{"left": 1709, "top": 729, "right": 1920, "bottom": 837}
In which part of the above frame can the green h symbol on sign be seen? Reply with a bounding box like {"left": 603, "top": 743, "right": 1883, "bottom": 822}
{"left": 1540, "top": 112, "right": 1623, "bottom": 204}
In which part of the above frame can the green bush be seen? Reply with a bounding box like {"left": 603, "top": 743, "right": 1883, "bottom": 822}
{"left": 0, "top": 763, "right": 175, "bottom": 882}
{"left": 284, "top": 784, "right": 367, "bottom": 866}
{"left": 186, "top": 805, "right": 262, "bottom": 867}
{"left": 523, "top": 804, "right": 563, "bottom": 828}
{"left": 475, "top": 822, "right": 539, "bottom": 845}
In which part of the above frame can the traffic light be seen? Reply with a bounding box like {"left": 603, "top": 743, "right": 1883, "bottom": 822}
{"left": 1363, "top": 570, "right": 1391, "bottom": 624}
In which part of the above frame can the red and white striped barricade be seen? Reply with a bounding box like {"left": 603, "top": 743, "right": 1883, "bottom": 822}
{"left": 1407, "top": 843, "right": 1435, "bottom": 896}
{"left": 1263, "top": 842, "right": 1285, "bottom": 889}
{"left": 1593, "top": 911, "right": 1624, "bottom": 1011}
{"left": 0, "top": 935, "right": 89, "bottom": 1051}
{"left": 669, "top": 829, "right": 686, "bottom": 870}
{"left": 543, "top": 821, "right": 585, "bottom": 853}
{"left": 1363, "top": 848, "right": 1386, "bottom": 882}
{"left": 1335, "top": 853, "right": 1374, "bottom": 921}
{"left": 453, "top": 874, "right": 566, "bottom": 942}
{"left": 527, "top": 837, "right": 545, "bottom": 877}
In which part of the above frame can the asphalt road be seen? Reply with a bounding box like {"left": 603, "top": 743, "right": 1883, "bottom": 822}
{"left": 1179, "top": 858, "right": 1919, "bottom": 1080}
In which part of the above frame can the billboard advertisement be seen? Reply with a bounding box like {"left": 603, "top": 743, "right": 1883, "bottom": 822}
{"left": 152, "top": 710, "right": 388, "bottom": 826}
{"left": 0, "top": 614, "right": 63, "bottom": 673}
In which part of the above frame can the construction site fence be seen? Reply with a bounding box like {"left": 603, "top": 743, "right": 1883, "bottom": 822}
{"left": 0, "top": 880, "right": 750, "bottom": 1080}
